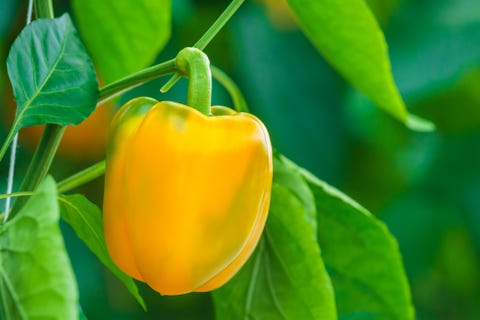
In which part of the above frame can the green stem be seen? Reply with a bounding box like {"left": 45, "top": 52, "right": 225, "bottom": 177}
{"left": 0, "top": 192, "right": 33, "bottom": 201}
{"left": 57, "top": 160, "right": 105, "bottom": 193}
{"left": 0, "top": 124, "right": 18, "bottom": 163}
{"left": 34, "top": 0, "right": 53, "bottom": 18}
{"left": 0, "top": 192, "right": 33, "bottom": 221}
{"left": 160, "top": 74, "right": 181, "bottom": 93}
{"left": 10, "top": 126, "right": 65, "bottom": 216}
{"left": 161, "top": 0, "right": 245, "bottom": 92}
{"left": 98, "top": 59, "right": 176, "bottom": 104}
{"left": 176, "top": 48, "right": 212, "bottom": 115}
{"left": 20, "top": 125, "right": 65, "bottom": 192}
{"left": 194, "top": 0, "right": 245, "bottom": 50}
{"left": 211, "top": 65, "right": 249, "bottom": 113}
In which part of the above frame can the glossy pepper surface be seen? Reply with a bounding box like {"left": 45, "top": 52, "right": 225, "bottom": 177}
{"left": 103, "top": 97, "right": 273, "bottom": 295}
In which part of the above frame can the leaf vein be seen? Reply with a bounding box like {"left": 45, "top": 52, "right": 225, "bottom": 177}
{"left": 16, "top": 28, "right": 68, "bottom": 123}
{"left": 57, "top": 196, "right": 105, "bottom": 251}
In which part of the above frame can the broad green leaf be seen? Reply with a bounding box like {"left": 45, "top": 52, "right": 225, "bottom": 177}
{"left": 272, "top": 154, "right": 317, "bottom": 233}
{"left": 213, "top": 156, "right": 336, "bottom": 320}
{"left": 0, "top": 177, "right": 78, "bottom": 320}
{"left": 285, "top": 0, "right": 408, "bottom": 123}
{"left": 58, "top": 194, "right": 146, "bottom": 310}
{"left": 301, "top": 169, "right": 415, "bottom": 320}
{"left": 6, "top": 13, "right": 98, "bottom": 130}
{"left": 73, "top": 0, "right": 171, "bottom": 84}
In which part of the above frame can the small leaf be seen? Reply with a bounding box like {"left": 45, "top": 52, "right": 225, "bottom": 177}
{"left": 73, "top": 0, "right": 171, "bottom": 84}
{"left": 285, "top": 0, "right": 409, "bottom": 123}
{"left": 0, "top": 177, "right": 78, "bottom": 320}
{"left": 301, "top": 169, "right": 415, "bottom": 320}
{"left": 58, "top": 194, "right": 146, "bottom": 310}
{"left": 6, "top": 13, "right": 98, "bottom": 130}
{"left": 213, "top": 156, "right": 336, "bottom": 320}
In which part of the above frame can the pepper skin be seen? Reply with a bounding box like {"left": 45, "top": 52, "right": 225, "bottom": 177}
{"left": 103, "top": 97, "right": 273, "bottom": 295}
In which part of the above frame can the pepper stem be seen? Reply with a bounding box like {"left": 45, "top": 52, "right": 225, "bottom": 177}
{"left": 175, "top": 47, "right": 212, "bottom": 115}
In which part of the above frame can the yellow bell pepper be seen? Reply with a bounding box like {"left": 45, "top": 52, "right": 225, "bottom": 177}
{"left": 103, "top": 97, "right": 273, "bottom": 295}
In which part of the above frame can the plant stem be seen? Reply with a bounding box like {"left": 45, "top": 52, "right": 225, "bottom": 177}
{"left": 57, "top": 160, "right": 105, "bottom": 193}
{"left": 160, "top": 74, "right": 181, "bottom": 93}
{"left": 4, "top": 133, "right": 19, "bottom": 222}
{"left": 98, "top": 59, "right": 176, "bottom": 104}
{"left": 211, "top": 65, "right": 249, "bottom": 113}
{"left": 10, "top": 125, "right": 65, "bottom": 216}
{"left": 176, "top": 48, "right": 212, "bottom": 115}
{"left": 0, "top": 192, "right": 33, "bottom": 221}
{"left": 0, "top": 192, "right": 33, "bottom": 201}
{"left": 0, "top": 125, "right": 18, "bottom": 163}
{"left": 19, "top": 125, "right": 65, "bottom": 192}
{"left": 161, "top": 0, "right": 245, "bottom": 92}
{"left": 194, "top": 0, "right": 245, "bottom": 50}
{"left": 34, "top": 0, "right": 53, "bottom": 19}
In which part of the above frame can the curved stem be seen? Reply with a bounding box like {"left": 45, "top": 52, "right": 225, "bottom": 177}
{"left": 176, "top": 48, "right": 212, "bottom": 115}
{"left": 211, "top": 65, "right": 249, "bottom": 113}
{"left": 161, "top": 0, "right": 245, "bottom": 93}
{"left": 57, "top": 160, "right": 105, "bottom": 193}
{"left": 98, "top": 59, "right": 176, "bottom": 104}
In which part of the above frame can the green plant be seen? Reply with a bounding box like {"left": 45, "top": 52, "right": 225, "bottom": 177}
{"left": 0, "top": 0, "right": 431, "bottom": 318}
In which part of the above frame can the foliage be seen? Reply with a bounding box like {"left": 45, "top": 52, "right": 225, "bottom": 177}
{"left": 0, "top": 0, "right": 478, "bottom": 319}
{"left": 72, "top": 0, "right": 171, "bottom": 84}
{"left": 0, "top": 13, "right": 98, "bottom": 161}
{"left": 0, "top": 177, "right": 78, "bottom": 320}
{"left": 6, "top": 14, "right": 97, "bottom": 129}
{"left": 58, "top": 194, "right": 145, "bottom": 309}
{"left": 213, "top": 156, "right": 337, "bottom": 319}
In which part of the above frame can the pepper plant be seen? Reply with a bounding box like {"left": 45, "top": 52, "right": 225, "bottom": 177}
{"left": 0, "top": 0, "right": 434, "bottom": 319}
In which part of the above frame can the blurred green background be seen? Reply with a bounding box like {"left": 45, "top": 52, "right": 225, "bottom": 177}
{"left": 1, "top": 0, "right": 480, "bottom": 319}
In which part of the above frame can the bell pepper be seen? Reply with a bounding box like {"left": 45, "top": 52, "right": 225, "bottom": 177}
{"left": 103, "top": 96, "right": 273, "bottom": 295}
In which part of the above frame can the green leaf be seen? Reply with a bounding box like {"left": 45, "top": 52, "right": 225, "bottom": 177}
{"left": 72, "top": 0, "right": 171, "bottom": 84}
{"left": 213, "top": 155, "right": 337, "bottom": 320}
{"left": 272, "top": 154, "right": 317, "bottom": 233}
{"left": 300, "top": 169, "right": 415, "bottom": 320}
{"left": 285, "top": 0, "right": 408, "bottom": 123}
{"left": 58, "top": 194, "right": 146, "bottom": 310}
{"left": 6, "top": 13, "right": 98, "bottom": 130}
{"left": 0, "top": 177, "right": 78, "bottom": 320}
